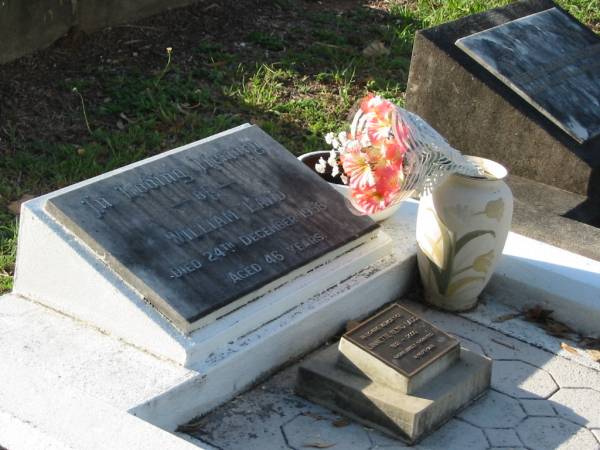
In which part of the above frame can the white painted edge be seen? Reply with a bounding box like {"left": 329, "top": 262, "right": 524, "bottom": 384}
{"left": 490, "top": 231, "right": 600, "bottom": 337}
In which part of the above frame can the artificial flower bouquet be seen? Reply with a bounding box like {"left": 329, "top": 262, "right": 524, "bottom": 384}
{"left": 317, "top": 94, "right": 481, "bottom": 215}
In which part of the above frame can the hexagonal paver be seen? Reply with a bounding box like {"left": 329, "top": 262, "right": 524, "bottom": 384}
{"left": 551, "top": 389, "right": 600, "bottom": 428}
{"left": 517, "top": 417, "right": 598, "bottom": 450}
{"left": 283, "top": 412, "right": 371, "bottom": 450}
{"left": 418, "top": 419, "right": 488, "bottom": 450}
{"left": 368, "top": 429, "right": 409, "bottom": 448}
{"left": 492, "top": 360, "right": 558, "bottom": 398}
{"left": 485, "top": 428, "right": 522, "bottom": 447}
{"left": 458, "top": 391, "right": 525, "bottom": 428}
{"left": 520, "top": 399, "right": 556, "bottom": 416}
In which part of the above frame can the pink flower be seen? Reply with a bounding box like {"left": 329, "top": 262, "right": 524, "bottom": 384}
{"left": 341, "top": 151, "right": 375, "bottom": 189}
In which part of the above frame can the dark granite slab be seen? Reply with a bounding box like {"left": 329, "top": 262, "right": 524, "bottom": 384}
{"left": 456, "top": 7, "right": 600, "bottom": 144}
{"left": 45, "top": 125, "right": 378, "bottom": 332}
{"left": 343, "top": 304, "right": 459, "bottom": 378}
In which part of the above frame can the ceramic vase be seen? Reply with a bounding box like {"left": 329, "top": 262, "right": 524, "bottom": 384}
{"left": 298, "top": 151, "right": 401, "bottom": 222}
{"left": 416, "top": 156, "right": 513, "bottom": 311}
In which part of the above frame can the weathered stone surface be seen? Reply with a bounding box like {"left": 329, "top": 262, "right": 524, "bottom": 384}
{"left": 508, "top": 175, "right": 600, "bottom": 259}
{"left": 283, "top": 412, "right": 372, "bottom": 450}
{"left": 492, "top": 360, "right": 558, "bottom": 399}
{"left": 45, "top": 125, "right": 377, "bottom": 332}
{"left": 418, "top": 419, "right": 488, "bottom": 450}
{"left": 296, "top": 345, "right": 491, "bottom": 444}
{"left": 517, "top": 417, "right": 598, "bottom": 449}
{"left": 456, "top": 7, "right": 600, "bottom": 144}
{"left": 405, "top": 0, "right": 600, "bottom": 204}
{"left": 551, "top": 388, "right": 600, "bottom": 427}
{"left": 458, "top": 391, "right": 525, "bottom": 428}
{"left": 484, "top": 428, "right": 523, "bottom": 448}
{"left": 520, "top": 399, "right": 556, "bottom": 417}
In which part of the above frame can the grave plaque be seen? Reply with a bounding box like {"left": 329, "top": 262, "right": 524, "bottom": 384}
{"left": 45, "top": 125, "right": 378, "bottom": 333}
{"left": 296, "top": 303, "right": 490, "bottom": 443}
{"left": 456, "top": 7, "right": 600, "bottom": 144}
{"left": 341, "top": 304, "right": 459, "bottom": 381}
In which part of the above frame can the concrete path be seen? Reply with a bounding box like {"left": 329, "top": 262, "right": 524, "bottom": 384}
{"left": 186, "top": 299, "right": 600, "bottom": 450}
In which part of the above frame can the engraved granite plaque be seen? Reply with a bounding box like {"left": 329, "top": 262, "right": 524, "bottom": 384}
{"left": 456, "top": 7, "right": 600, "bottom": 144}
{"left": 45, "top": 125, "right": 378, "bottom": 332}
{"left": 343, "top": 304, "right": 459, "bottom": 378}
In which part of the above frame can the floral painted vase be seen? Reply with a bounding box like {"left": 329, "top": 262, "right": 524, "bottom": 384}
{"left": 416, "top": 156, "right": 513, "bottom": 311}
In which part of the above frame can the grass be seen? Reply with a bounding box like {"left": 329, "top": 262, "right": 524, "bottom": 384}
{"left": 0, "top": 0, "right": 598, "bottom": 293}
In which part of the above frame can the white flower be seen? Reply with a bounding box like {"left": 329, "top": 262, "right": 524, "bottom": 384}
{"left": 327, "top": 150, "right": 337, "bottom": 167}
{"left": 331, "top": 164, "right": 340, "bottom": 177}
{"left": 338, "top": 132, "right": 348, "bottom": 145}
{"left": 315, "top": 157, "right": 327, "bottom": 174}
{"left": 341, "top": 174, "right": 349, "bottom": 185}
{"left": 325, "top": 132, "right": 335, "bottom": 145}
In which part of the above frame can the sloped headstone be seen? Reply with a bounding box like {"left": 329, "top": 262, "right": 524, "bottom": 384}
{"left": 45, "top": 125, "right": 378, "bottom": 333}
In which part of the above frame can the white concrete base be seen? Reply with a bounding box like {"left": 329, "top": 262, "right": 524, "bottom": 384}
{"left": 14, "top": 165, "right": 394, "bottom": 367}
{"left": 1, "top": 201, "right": 419, "bottom": 449}
{"left": 489, "top": 231, "right": 600, "bottom": 337}
{"left": 4, "top": 197, "right": 600, "bottom": 449}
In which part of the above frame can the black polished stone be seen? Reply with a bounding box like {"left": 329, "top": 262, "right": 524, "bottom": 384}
{"left": 343, "top": 304, "right": 459, "bottom": 378}
{"left": 45, "top": 125, "right": 378, "bottom": 332}
{"left": 456, "top": 7, "right": 600, "bottom": 144}
{"left": 405, "top": 0, "right": 600, "bottom": 208}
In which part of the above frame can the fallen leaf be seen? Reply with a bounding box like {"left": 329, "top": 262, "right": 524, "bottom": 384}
{"left": 586, "top": 349, "right": 600, "bottom": 361}
{"left": 560, "top": 342, "right": 579, "bottom": 355}
{"left": 492, "top": 313, "right": 521, "bottom": 323}
{"left": 362, "top": 40, "right": 390, "bottom": 57}
{"left": 523, "top": 305, "right": 554, "bottom": 323}
{"left": 301, "top": 411, "right": 326, "bottom": 421}
{"left": 303, "top": 442, "right": 335, "bottom": 449}
{"left": 332, "top": 417, "right": 350, "bottom": 428}
{"left": 8, "top": 194, "right": 35, "bottom": 215}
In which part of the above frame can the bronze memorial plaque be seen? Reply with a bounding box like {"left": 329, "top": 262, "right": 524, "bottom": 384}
{"left": 45, "top": 125, "right": 378, "bottom": 333}
{"left": 343, "top": 304, "right": 459, "bottom": 377}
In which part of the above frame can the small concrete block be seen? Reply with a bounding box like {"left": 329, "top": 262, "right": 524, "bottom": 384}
{"left": 520, "top": 399, "right": 556, "bottom": 416}
{"left": 551, "top": 388, "right": 600, "bottom": 428}
{"left": 485, "top": 428, "right": 523, "bottom": 448}
{"left": 458, "top": 391, "right": 525, "bottom": 428}
{"left": 492, "top": 360, "right": 558, "bottom": 398}
{"left": 295, "top": 345, "right": 491, "bottom": 444}
{"left": 517, "top": 417, "right": 598, "bottom": 450}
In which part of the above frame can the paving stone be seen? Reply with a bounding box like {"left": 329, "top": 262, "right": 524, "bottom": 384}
{"left": 492, "top": 360, "right": 558, "bottom": 399}
{"left": 517, "top": 417, "right": 598, "bottom": 450}
{"left": 283, "top": 411, "right": 371, "bottom": 450}
{"left": 543, "top": 358, "right": 600, "bottom": 391}
{"left": 551, "top": 389, "right": 600, "bottom": 428}
{"left": 520, "top": 399, "right": 556, "bottom": 416}
{"left": 368, "top": 430, "right": 409, "bottom": 448}
{"left": 485, "top": 428, "right": 522, "bottom": 448}
{"left": 458, "top": 391, "right": 525, "bottom": 428}
{"left": 418, "top": 419, "right": 488, "bottom": 450}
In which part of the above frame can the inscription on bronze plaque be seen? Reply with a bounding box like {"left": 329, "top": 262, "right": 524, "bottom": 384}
{"left": 343, "top": 304, "right": 459, "bottom": 377}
